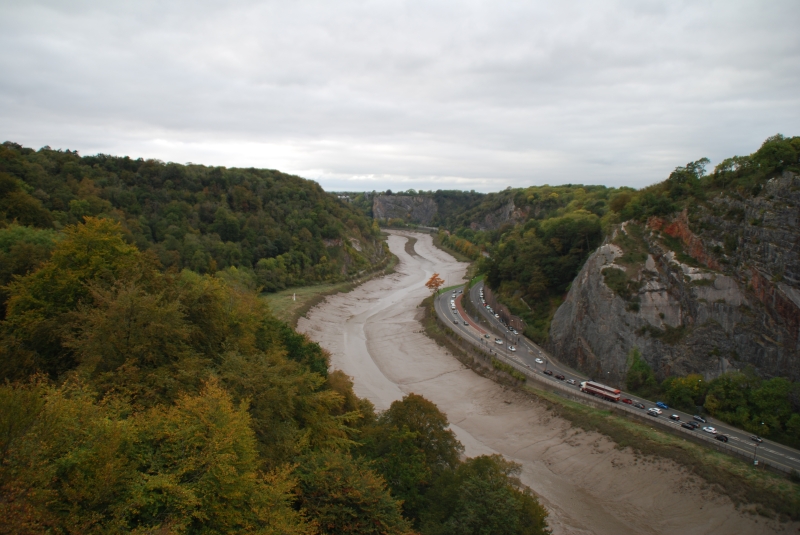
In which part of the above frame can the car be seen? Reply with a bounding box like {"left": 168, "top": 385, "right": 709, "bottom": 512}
{"left": 484, "top": 334, "right": 491, "bottom": 338}
{"left": 681, "top": 422, "right": 696, "bottom": 430}
{"left": 555, "top": 374, "right": 565, "bottom": 381}
{"left": 715, "top": 435, "right": 729, "bottom": 443}
{"left": 621, "top": 398, "right": 633, "bottom": 404}
{"left": 633, "top": 402, "right": 645, "bottom": 409}
{"left": 463, "top": 321, "right": 468, "bottom": 325}
{"left": 647, "top": 409, "right": 659, "bottom": 417}
{"left": 685, "top": 421, "right": 699, "bottom": 429}
{"left": 543, "top": 370, "right": 553, "bottom": 376}
{"left": 656, "top": 401, "right": 669, "bottom": 410}
{"left": 669, "top": 414, "right": 680, "bottom": 421}
{"left": 650, "top": 407, "right": 662, "bottom": 415}
{"left": 452, "top": 319, "right": 459, "bottom": 324}
{"left": 508, "top": 346, "right": 516, "bottom": 352}
{"left": 535, "top": 358, "right": 544, "bottom": 364}
{"left": 702, "top": 426, "right": 717, "bottom": 434}
{"left": 495, "top": 338, "right": 503, "bottom": 345}
{"left": 750, "top": 435, "right": 763, "bottom": 443}
{"left": 693, "top": 415, "right": 706, "bottom": 423}
{"left": 566, "top": 379, "right": 576, "bottom": 385}
{"left": 458, "top": 290, "right": 462, "bottom": 294}
{"left": 494, "top": 314, "right": 500, "bottom": 318}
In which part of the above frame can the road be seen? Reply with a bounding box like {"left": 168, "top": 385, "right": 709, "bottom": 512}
{"left": 436, "top": 280, "right": 800, "bottom": 473}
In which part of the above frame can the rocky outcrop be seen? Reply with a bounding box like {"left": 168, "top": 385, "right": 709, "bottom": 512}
{"left": 372, "top": 195, "right": 438, "bottom": 225}
{"left": 549, "top": 172, "right": 800, "bottom": 387}
{"left": 469, "top": 200, "right": 529, "bottom": 231}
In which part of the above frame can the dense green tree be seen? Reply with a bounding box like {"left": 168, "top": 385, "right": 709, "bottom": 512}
{"left": 420, "top": 455, "right": 549, "bottom": 535}
{"left": 380, "top": 394, "right": 463, "bottom": 475}
{"left": 625, "top": 348, "right": 660, "bottom": 400}
{"left": 294, "top": 451, "right": 414, "bottom": 535}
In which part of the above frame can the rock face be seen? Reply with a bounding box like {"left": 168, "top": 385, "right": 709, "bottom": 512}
{"left": 469, "top": 200, "right": 529, "bottom": 231}
{"left": 372, "top": 195, "right": 438, "bottom": 225}
{"left": 549, "top": 172, "right": 800, "bottom": 386}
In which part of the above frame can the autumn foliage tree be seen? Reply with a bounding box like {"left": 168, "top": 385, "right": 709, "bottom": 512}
{"left": 425, "top": 273, "right": 444, "bottom": 295}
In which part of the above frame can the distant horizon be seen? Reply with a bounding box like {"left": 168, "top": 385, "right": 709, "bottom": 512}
{"left": 3, "top": 1, "right": 797, "bottom": 194}
{"left": 2, "top": 138, "right": 764, "bottom": 196}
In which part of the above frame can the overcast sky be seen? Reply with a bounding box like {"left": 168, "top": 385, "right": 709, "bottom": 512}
{"left": 1, "top": 1, "right": 798, "bottom": 192}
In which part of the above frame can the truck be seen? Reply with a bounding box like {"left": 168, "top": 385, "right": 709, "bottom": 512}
{"left": 580, "top": 381, "right": 621, "bottom": 402}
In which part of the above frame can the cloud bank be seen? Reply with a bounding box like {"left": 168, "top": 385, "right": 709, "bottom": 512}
{"left": 1, "top": 0, "right": 798, "bottom": 192}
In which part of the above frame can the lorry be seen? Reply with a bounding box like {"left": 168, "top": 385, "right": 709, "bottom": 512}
{"left": 579, "top": 381, "right": 621, "bottom": 402}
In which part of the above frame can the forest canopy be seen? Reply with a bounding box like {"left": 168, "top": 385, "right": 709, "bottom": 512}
{"left": 0, "top": 142, "right": 386, "bottom": 296}
{"left": 0, "top": 146, "right": 549, "bottom": 534}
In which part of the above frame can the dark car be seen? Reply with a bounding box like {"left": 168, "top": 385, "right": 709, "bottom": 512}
{"left": 681, "top": 422, "right": 695, "bottom": 430}
{"left": 633, "top": 402, "right": 645, "bottom": 409}
{"left": 555, "top": 374, "right": 566, "bottom": 381}
{"left": 750, "top": 435, "right": 763, "bottom": 443}
{"left": 452, "top": 320, "right": 459, "bottom": 324}
{"left": 686, "top": 421, "right": 699, "bottom": 429}
{"left": 544, "top": 370, "right": 553, "bottom": 376}
{"left": 621, "top": 398, "right": 633, "bottom": 404}
{"left": 669, "top": 414, "right": 680, "bottom": 421}
{"left": 716, "top": 435, "right": 729, "bottom": 443}
{"left": 693, "top": 415, "right": 707, "bottom": 423}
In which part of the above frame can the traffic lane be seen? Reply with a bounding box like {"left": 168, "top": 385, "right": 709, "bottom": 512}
{"left": 440, "top": 293, "right": 800, "bottom": 470}
{"left": 452, "top": 287, "right": 800, "bottom": 470}
{"left": 455, "top": 294, "right": 487, "bottom": 335}
{"left": 436, "top": 291, "right": 522, "bottom": 362}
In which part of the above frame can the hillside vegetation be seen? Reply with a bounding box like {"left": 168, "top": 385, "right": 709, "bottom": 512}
{"left": 0, "top": 142, "right": 385, "bottom": 300}
{"left": 0, "top": 143, "right": 549, "bottom": 534}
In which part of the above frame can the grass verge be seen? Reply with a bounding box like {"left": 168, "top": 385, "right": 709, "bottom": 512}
{"left": 264, "top": 253, "right": 399, "bottom": 327}
{"left": 468, "top": 274, "right": 485, "bottom": 289}
{"left": 419, "top": 296, "right": 800, "bottom": 521}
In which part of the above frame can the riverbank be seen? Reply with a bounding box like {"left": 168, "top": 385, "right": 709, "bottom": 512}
{"left": 264, "top": 251, "right": 399, "bottom": 327}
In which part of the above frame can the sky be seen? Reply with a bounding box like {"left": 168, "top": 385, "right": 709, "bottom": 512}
{"left": 1, "top": 0, "right": 798, "bottom": 193}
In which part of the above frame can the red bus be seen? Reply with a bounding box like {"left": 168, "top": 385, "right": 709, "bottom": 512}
{"left": 580, "top": 381, "right": 620, "bottom": 402}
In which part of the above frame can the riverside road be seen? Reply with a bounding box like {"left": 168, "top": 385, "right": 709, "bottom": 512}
{"left": 435, "top": 280, "right": 800, "bottom": 474}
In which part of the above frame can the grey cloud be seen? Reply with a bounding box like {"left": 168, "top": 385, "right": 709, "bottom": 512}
{"left": 1, "top": 0, "right": 798, "bottom": 192}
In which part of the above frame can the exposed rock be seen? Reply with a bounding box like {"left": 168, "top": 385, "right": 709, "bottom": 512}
{"left": 549, "top": 172, "right": 800, "bottom": 386}
{"left": 469, "top": 200, "right": 529, "bottom": 231}
{"left": 323, "top": 238, "right": 343, "bottom": 247}
{"left": 372, "top": 195, "right": 438, "bottom": 225}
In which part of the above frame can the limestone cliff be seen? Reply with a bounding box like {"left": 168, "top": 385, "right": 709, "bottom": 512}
{"left": 549, "top": 172, "right": 800, "bottom": 386}
{"left": 468, "top": 199, "right": 529, "bottom": 231}
{"left": 372, "top": 195, "right": 438, "bottom": 225}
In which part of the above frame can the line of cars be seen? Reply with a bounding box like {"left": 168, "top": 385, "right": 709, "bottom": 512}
{"left": 449, "top": 290, "right": 469, "bottom": 326}
{"left": 478, "top": 287, "right": 520, "bottom": 337}
{"left": 458, "top": 293, "right": 774, "bottom": 453}
{"left": 637, "top": 402, "right": 765, "bottom": 445}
